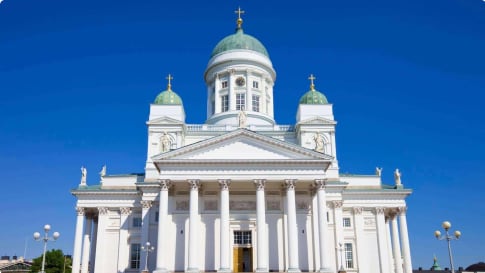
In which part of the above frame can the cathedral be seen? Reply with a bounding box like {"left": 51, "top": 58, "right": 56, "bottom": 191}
{"left": 71, "top": 8, "right": 413, "bottom": 273}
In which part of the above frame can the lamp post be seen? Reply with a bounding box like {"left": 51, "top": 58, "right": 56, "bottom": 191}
{"left": 434, "top": 221, "right": 461, "bottom": 273}
{"left": 33, "top": 224, "right": 60, "bottom": 273}
{"left": 141, "top": 241, "right": 155, "bottom": 273}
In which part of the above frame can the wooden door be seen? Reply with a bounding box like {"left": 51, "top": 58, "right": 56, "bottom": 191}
{"left": 233, "top": 247, "right": 243, "bottom": 272}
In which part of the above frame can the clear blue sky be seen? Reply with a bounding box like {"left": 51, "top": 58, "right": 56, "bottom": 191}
{"left": 1, "top": 0, "right": 484, "bottom": 269}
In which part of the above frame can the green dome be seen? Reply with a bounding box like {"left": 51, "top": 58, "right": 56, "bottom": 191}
{"left": 154, "top": 88, "right": 183, "bottom": 105}
{"left": 299, "top": 88, "right": 328, "bottom": 105}
{"left": 211, "top": 28, "right": 269, "bottom": 57}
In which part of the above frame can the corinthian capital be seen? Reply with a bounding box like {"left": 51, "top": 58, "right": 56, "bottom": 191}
{"left": 254, "top": 179, "right": 266, "bottom": 191}
{"left": 353, "top": 207, "right": 363, "bottom": 215}
{"left": 314, "top": 179, "right": 327, "bottom": 190}
{"left": 375, "top": 207, "right": 385, "bottom": 215}
{"left": 332, "top": 201, "right": 343, "bottom": 209}
{"left": 188, "top": 179, "right": 201, "bottom": 190}
{"left": 76, "top": 206, "right": 85, "bottom": 216}
{"left": 98, "top": 207, "right": 109, "bottom": 215}
{"left": 284, "top": 179, "right": 297, "bottom": 191}
{"left": 398, "top": 206, "right": 407, "bottom": 215}
{"left": 120, "top": 207, "right": 132, "bottom": 215}
{"left": 159, "top": 179, "right": 171, "bottom": 191}
{"left": 219, "top": 179, "right": 231, "bottom": 191}
{"left": 140, "top": 200, "right": 153, "bottom": 209}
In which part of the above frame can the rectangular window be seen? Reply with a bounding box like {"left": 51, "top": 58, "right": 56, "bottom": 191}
{"left": 234, "top": 231, "right": 252, "bottom": 245}
{"left": 155, "top": 211, "right": 159, "bottom": 222}
{"left": 344, "top": 243, "right": 354, "bottom": 269}
{"left": 221, "top": 81, "right": 228, "bottom": 89}
{"left": 236, "top": 93, "right": 245, "bottom": 111}
{"left": 252, "top": 81, "right": 259, "bottom": 89}
{"left": 133, "top": 217, "right": 142, "bottom": 228}
{"left": 130, "top": 243, "right": 141, "bottom": 269}
{"left": 221, "top": 95, "right": 229, "bottom": 112}
{"left": 252, "top": 95, "right": 260, "bottom": 112}
{"left": 343, "top": 217, "right": 351, "bottom": 227}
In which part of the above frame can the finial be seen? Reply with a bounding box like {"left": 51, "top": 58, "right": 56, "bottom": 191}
{"left": 165, "top": 74, "right": 173, "bottom": 91}
{"left": 235, "top": 7, "right": 245, "bottom": 29}
{"left": 308, "top": 74, "right": 316, "bottom": 91}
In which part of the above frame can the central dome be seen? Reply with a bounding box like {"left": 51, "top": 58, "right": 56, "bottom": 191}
{"left": 211, "top": 28, "right": 269, "bottom": 57}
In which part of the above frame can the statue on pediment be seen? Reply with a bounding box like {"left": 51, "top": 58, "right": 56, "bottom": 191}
{"left": 238, "top": 108, "right": 247, "bottom": 128}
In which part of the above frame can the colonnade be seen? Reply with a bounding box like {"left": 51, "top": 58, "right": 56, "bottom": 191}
{"left": 72, "top": 180, "right": 411, "bottom": 273}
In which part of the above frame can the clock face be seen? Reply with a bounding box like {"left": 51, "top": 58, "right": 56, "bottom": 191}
{"left": 236, "top": 77, "right": 246, "bottom": 87}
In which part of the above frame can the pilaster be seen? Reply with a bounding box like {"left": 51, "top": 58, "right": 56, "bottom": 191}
{"left": 72, "top": 207, "right": 85, "bottom": 273}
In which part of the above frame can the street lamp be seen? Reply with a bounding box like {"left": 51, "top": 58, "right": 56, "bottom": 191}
{"left": 435, "top": 221, "right": 461, "bottom": 273}
{"left": 141, "top": 241, "right": 155, "bottom": 273}
{"left": 33, "top": 224, "right": 60, "bottom": 273}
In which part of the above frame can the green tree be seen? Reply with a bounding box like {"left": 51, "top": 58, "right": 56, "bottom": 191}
{"left": 30, "top": 249, "right": 71, "bottom": 273}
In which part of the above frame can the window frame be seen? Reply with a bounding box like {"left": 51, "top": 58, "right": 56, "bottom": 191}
{"left": 344, "top": 243, "right": 354, "bottom": 269}
{"left": 252, "top": 95, "right": 260, "bottom": 112}
{"left": 221, "top": 95, "right": 229, "bottom": 112}
{"left": 130, "top": 243, "right": 141, "bottom": 269}
{"left": 236, "top": 93, "right": 246, "bottom": 111}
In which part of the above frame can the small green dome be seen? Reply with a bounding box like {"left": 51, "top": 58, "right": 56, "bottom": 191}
{"left": 154, "top": 88, "right": 183, "bottom": 105}
{"left": 211, "top": 28, "right": 269, "bottom": 57}
{"left": 299, "top": 88, "right": 328, "bottom": 104}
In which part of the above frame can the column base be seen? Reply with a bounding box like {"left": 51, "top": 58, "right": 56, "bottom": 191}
{"left": 153, "top": 268, "right": 168, "bottom": 273}
{"left": 218, "top": 268, "right": 231, "bottom": 273}
{"left": 186, "top": 267, "right": 200, "bottom": 273}
{"left": 255, "top": 268, "right": 269, "bottom": 272}
{"left": 318, "top": 268, "right": 334, "bottom": 273}
{"left": 287, "top": 268, "right": 301, "bottom": 273}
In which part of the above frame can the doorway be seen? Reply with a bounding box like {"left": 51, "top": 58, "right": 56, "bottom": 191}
{"left": 232, "top": 230, "right": 252, "bottom": 272}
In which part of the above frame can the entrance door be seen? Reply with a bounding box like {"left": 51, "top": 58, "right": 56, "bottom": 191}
{"left": 233, "top": 230, "right": 253, "bottom": 272}
{"left": 233, "top": 247, "right": 252, "bottom": 272}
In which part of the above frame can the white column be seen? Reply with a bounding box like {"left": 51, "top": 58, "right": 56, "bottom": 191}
{"left": 386, "top": 217, "right": 394, "bottom": 273}
{"left": 398, "top": 207, "right": 412, "bottom": 273}
{"left": 332, "top": 201, "right": 344, "bottom": 270}
{"left": 94, "top": 207, "right": 109, "bottom": 273}
{"left": 255, "top": 179, "right": 268, "bottom": 272}
{"left": 315, "top": 179, "right": 330, "bottom": 272}
{"left": 375, "top": 207, "right": 390, "bottom": 273}
{"left": 81, "top": 216, "right": 92, "bottom": 273}
{"left": 72, "top": 207, "right": 85, "bottom": 273}
{"left": 90, "top": 219, "right": 98, "bottom": 273}
{"left": 215, "top": 74, "right": 221, "bottom": 113}
{"left": 187, "top": 179, "right": 200, "bottom": 273}
{"left": 154, "top": 180, "right": 171, "bottom": 273}
{"left": 219, "top": 179, "right": 231, "bottom": 272}
{"left": 391, "top": 214, "right": 403, "bottom": 273}
{"left": 118, "top": 207, "right": 132, "bottom": 273}
{"left": 353, "top": 207, "right": 366, "bottom": 273}
{"left": 140, "top": 200, "right": 152, "bottom": 273}
{"left": 285, "top": 179, "right": 300, "bottom": 272}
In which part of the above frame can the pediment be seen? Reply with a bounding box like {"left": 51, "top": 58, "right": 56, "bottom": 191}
{"left": 146, "top": 116, "right": 184, "bottom": 125}
{"left": 152, "top": 129, "right": 333, "bottom": 162}
{"left": 297, "top": 116, "right": 336, "bottom": 125}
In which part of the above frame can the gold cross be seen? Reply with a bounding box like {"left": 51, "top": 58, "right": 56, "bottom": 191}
{"left": 235, "top": 7, "right": 245, "bottom": 28}
{"left": 308, "top": 74, "right": 316, "bottom": 90}
{"left": 166, "top": 74, "right": 173, "bottom": 89}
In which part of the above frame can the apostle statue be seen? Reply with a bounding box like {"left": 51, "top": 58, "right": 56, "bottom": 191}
{"left": 375, "top": 167, "right": 382, "bottom": 177}
{"left": 80, "top": 166, "right": 87, "bottom": 185}
{"left": 394, "top": 168, "right": 402, "bottom": 185}
{"left": 313, "top": 133, "right": 324, "bottom": 152}
{"left": 160, "top": 132, "right": 171, "bottom": 152}
{"left": 99, "top": 165, "right": 107, "bottom": 177}
{"left": 238, "top": 108, "right": 247, "bottom": 128}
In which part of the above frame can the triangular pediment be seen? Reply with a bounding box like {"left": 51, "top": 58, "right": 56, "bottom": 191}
{"left": 146, "top": 116, "right": 184, "bottom": 125}
{"left": 297, "top": 116, "right": 337, "bottom": 125}
{"left": 152, "top": 129, "right": 333, "bottom": 162}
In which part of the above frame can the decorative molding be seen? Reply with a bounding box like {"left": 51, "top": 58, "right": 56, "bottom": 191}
{"left": 205, "top": 200, "right": 218, "bottom": 211}
{"left": 176, "top": 200, "right": 189, "bottom": 211}
{"left": 76, "top": 207, "right": 85, "bottom": 216}
{"left": 254, "top": 179, "right": 266, "bottom": 191}
{"left": 284, "top": 179, "right": 297, "bottom": 191}
{"left": 188, "top": 179, "right": 200, "bottom": 191}
{"left": 140, "top": 200, "right": 152, "bottom": 209}
{"left": 219, "top": 179, "right": 231, "bottom": 191}
{"left": 332, "top": 201, "right": 343, "bottom": 209}
{"left": 364, "top": 217, "right": 376, "bottom": 226}
{"left": 230, "top": 201, "right": 256, "bottom": 211}
{"left": 120, "top": 207, "right": 132, "bottom": 215}
{"left": 352, "top": 207, "right": 363, "bottom": 215}
{"left": 297, "top": 200, "right": 310, "bottom": 210}
{"left": 267, "top": 200, "right": 280, "bottom": 210}
{"left": 98, "top": 207, "right": 109, "bottom": 215}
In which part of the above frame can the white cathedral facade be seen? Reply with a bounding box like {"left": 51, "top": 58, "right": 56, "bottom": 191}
{"left": 71, "top": 10, "right": 413, "bottom": 273}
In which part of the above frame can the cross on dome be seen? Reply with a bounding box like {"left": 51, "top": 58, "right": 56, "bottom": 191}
{"left": 308, "top": 74, "right": 316, "bottom": 90}
{"left": 166, "top": 74, "right": 173, "bottom": 90}
{"left": 235, "top": 7, "right": 245, "bottom": 29}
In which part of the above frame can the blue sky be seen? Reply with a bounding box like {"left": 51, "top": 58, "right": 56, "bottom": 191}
{"left": 1, "top": 0, "right": 484, "bottom": 269}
